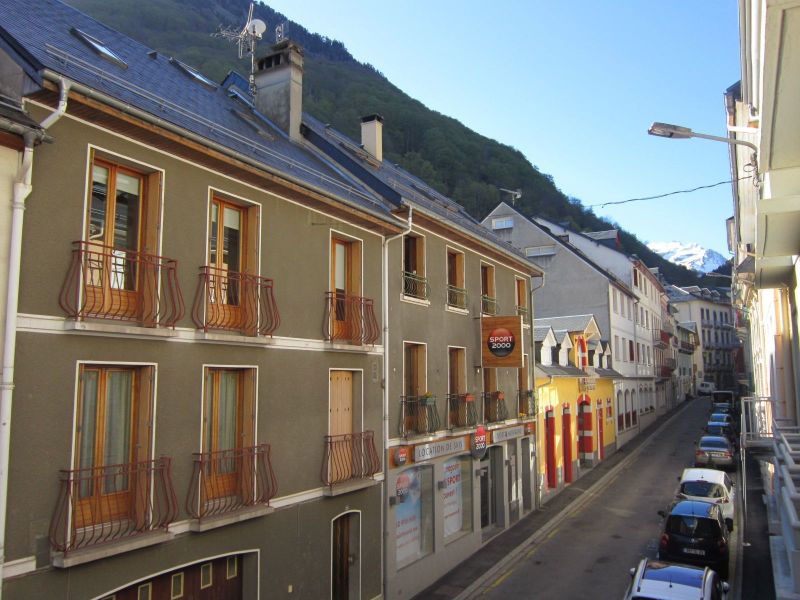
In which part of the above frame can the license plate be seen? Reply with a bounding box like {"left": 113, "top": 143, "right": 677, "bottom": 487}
{"left": 683, "top": 548, "right": 705, "bottom": 556}
{"left": 711, "top": 453, "right": 726, "bottom": 458}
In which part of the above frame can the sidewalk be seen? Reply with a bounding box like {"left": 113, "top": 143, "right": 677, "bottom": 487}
{"left": 414, "top": 401, "right": 691, "bottom": 600}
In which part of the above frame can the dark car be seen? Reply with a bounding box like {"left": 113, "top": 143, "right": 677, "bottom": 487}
{"left": 658, "top": 500, "right": 730, "bottom": 579}
{"left": 706, "top": 422, "right": 737, "bottom": 445}
{"left": 711, "top": 402, "right": 732, "bottom": 415}
{"left": 695, "top": 435, "right": 735, "bottom": 470}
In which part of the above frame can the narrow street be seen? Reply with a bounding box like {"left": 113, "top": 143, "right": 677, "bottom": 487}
{"left": 475, "top": 399, "right": 736, "bottom": 599}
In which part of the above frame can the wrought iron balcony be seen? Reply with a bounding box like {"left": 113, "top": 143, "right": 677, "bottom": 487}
{"left": 516, "top": 305, "right": 530, "bottom": 324}
{"left": 322, "top": 292, "right": 380, "bottom": 345}
{"left": 192, "top": 266, "right": 280, "bottom": 336}
{"left": 321, "top": 431, "right": 381, "bottom": 486}
{"left": 447, "top": 393, "right": 478, "bottom": 429}
{"left": 481, "top": 295, "right": 498, "bottom": 315}
{"left": 679, "top": 340, "right": 695, "bottom": 354}
{"left": 186, "top": 444, "right": 277, "bottom": 521}
{"left": 49, "top": 457, "right": 178, "bottom": 554}
{"left": 483, "top": 391, "right": 509, "bottom": 423}
{"left": 403, "top": 271, "right": 430, "bottom": 300}
{"left": 652, "top": 329, "right": 671, "bottom": 348}
{"left": 398, "top": 395, "right": 441, "bottom": 437}
{"left": 517, "top": 389, "right": 535, "bottom": 417}
{"left": 59, "top": 241, "right": 184, "bottom": 328}
{"left": 447, "top": 285, "right": 468, "bottom": 310}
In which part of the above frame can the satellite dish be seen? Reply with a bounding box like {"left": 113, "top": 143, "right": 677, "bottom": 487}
{"left": 246, "top": 19, "right": 266, "bottom": 39}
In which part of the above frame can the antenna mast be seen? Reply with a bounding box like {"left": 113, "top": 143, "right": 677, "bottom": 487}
{"left": 214, "top": 2, "right": 267, "bottom": 95}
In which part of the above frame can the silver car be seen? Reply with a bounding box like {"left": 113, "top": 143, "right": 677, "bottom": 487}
{"left": 695, "top": 435, "right": 735, "bottom": 470}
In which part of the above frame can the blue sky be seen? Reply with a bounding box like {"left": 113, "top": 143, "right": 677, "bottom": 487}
{"left": 266, "top": 1, "right": 740, "bottom": 255}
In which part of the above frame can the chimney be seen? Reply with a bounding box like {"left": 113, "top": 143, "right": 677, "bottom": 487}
{"left": 360, "top": 114, "right": 384, "bottom": 162}
{"left": 253, "top": 40, "right": 304, "bottom": 142}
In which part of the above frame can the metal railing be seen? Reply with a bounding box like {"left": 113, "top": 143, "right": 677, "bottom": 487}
{"left": 192, "top": 266, "right": 280, "bottom": 336}
{"left": 398, "top": 395, "right": 441, "bottom": 437}
{"left": 59, "top": 241, "right": 184, "bottom": 328}
{"left": 483, "top": 391, "right": 508, "bottom": 423}
{"left": 516, "top": 305, "right": 530, "bottom": 324}
{"left": 446, "top": 285, "right": 468, "bottom": 310}
{"left": 322, "top": 292, "right": 380, "bottom": 345}
{"left": 49, "top": 457, "right": 178, "bottom": 554}
{"left": 402, "top": 272, "right": 430, "bottom": 300}
{"left": 447, "top": 393, "right": 478, "bottom": 429}
{"left": 481, "top": 295, "right": 498, "bottom": 316}
{"left": 321, "top": 431, "right": 381, "bottom": 486}
{"left": 517, "top": 389, "right": 535, "bottom": 417}
{"left": 186, "top": 444, "right": 277, "bottom": 521}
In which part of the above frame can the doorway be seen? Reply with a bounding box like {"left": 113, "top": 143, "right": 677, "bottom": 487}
{"left": 562, "top": 406, "right": 573, "bottom": 483}
{"left": 507, "top": 441, "right": 519, "bottom": 523}
{"left": 332, "top": 512, "right": 360, "bottom": 600}
{"left": 521, "top": 437, "right": 533, "bottom": 512}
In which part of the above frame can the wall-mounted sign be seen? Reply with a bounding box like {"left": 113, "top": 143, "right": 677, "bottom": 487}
{"left": 579, "top": 377, "right": 596, "bottom": 392}
{"left": 471, "top": 426, "right": 488, "bottom": 459}
{"left": 481, "top": 316, "right": 523, "bottom": 368}
{"left": 414, "top": 437, "right": 466, "bottom": 462}
{"left": 492, "top": 425, "right": 525, "bottom": 443}
{"left": 394, "top": 446, "right": 410, "bottom": 467}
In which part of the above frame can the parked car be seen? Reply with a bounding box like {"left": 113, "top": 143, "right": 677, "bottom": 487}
{"left": 624, "top": 558, "right": 729, "bottom": 599}
{"left": 658, "top": 500, "right": 730, "bottom": 579}
{"left": 710, "top": 402, "right": 732, "bottom": 415}
{"left": 698, "top": 381, "right": 716, "bottom": 396}
{"left": 711, "top": 391, "right": 734, "bottom": 404}
{"left": 705, "top": 422, "right": 737, "bottom": 446}
{"left": 709, "top": 413, "right": 734, "bottom": 428}
{"left": 677, "top": 468, "right": 736, "bottom": 530}
{"left": 695, "top": 435, "right": 736, "bottom": 470}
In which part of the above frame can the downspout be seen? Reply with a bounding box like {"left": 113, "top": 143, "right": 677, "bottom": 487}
{"left": 381, "top": 205, "right": 412, "bottom": 599}
{"left": 0, "top": 79, "right": 69, "bottom": 593}
{"left": 529, "top": 272, "right": 544, "bottom": 509}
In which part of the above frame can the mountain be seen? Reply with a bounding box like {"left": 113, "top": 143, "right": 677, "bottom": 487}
{"left": 65, "top": 0, "right": 705, "bottom": 287}
{"left": 647, "top": 241, "right": 727, "bottom": 273}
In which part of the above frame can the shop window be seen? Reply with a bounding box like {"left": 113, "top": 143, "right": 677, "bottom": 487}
{"left": 395, "top": 466, "right": 434, "bottom": 569}
{"left": 443, "top": 456, "right": 473, "bottom": 539}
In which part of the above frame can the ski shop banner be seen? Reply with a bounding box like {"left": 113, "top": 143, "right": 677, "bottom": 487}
{"left": 442, "top": 458, "right": 464, "bottom": 537}
{"left": 481, "top": 316, "right": 524, "bottom": 368}
{"left": 395, "top": 469, "right": 423, "bottom": 566}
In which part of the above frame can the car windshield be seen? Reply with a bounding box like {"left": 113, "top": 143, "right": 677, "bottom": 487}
{"left": 707, "top": 425, "right": 727, "bottom": 435}
{"left": 700, "top": 438, "right": 729, "bottom": 450}
{"left": 666, "top": 515, "right": 720, "bottom": 537}
{"left": 710, "top": 413, "right": 729, "bottom": 422}
{"left": 681, "top": 481, "right": 725, "bottom": 498}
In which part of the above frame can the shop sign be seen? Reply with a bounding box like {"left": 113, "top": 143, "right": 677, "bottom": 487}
{"left": 492, "top": 425, "right": 525, "bottom": 443}
{"left": 414, "top": 437, "right": 466, "bottom": 463}
{"left": 394, "top": 446, "right": 410, "bottom": 467}
{"left": 395, "top": 469, "right": 423, "bottom": 565}
{"left": 579, "top": 377, "right": 596, "bottom": 392}
{"left": 442, "top": 458, "right": 464, "bottom": 537}
{"left": 524, "top": 422, "right": 535, "bottom": 435}
{"left": 471, "top": 426, "right": 488, "bottom": 459}
{"left": 481, "top": 316, "right": 523, "bottom": 368}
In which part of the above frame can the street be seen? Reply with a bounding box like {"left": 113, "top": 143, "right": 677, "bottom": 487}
{"left": 474, "top": 399, "right": 738, "bottom": 599}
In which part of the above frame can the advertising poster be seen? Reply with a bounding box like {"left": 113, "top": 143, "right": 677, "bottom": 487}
{"left": 442, "top": 458, "right": 463, "bottom": 537}
{"left": 395, "top": 469, "right": 422, "bottom": 566}
{"left": 481, "top": 316, "right": 523, "bottom": 368}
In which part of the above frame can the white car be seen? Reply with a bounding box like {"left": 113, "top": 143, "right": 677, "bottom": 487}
{"left": 624, "top": 558, "right": 729, "bottom": 599}
{"left": 698, "top": 381, "right": 716, "bottom": 396}
{"left": 677, "top": 468, "right": 736, "bottom": 530}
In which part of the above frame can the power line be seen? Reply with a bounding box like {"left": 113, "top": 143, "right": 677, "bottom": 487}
{"left": 588, "top": 176, "right": 752, "bottom": 208}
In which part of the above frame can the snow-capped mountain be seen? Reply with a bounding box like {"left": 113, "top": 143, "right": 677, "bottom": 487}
{"left": 647, "top": 241, "right": 727, "bottom": 273}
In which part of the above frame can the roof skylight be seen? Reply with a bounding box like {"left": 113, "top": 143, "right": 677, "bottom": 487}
{"left": 169, "top": 58, "right": 217, "bottom": 90}
{"left": 71, "top": 28, "right": 127, "bottom": 69}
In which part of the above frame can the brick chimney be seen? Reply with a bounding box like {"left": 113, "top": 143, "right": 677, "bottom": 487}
{"left": 360, "top": 114, "right": 384, "bottom": 162}
{"left": 253, "top": 40, "right": 304, "bottom": 142}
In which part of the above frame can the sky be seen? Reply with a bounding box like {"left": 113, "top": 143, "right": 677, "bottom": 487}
{"left": 265, "top": 1, "right": 741, "bottom": 255}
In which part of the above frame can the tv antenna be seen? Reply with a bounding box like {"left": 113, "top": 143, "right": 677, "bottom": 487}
{"left": 214, "top": 2, "right": 267, "bottom": 95}
{"left": 275, "top": 22, "right": 287, "bottom": 43}
{"left": 499, "top": 187, "right": 523, "bottom": 205}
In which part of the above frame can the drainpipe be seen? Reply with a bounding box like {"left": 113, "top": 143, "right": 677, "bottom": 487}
{"left": 529, "top": 272, "right": 544, "bottom": 509}
{"left": 0, "top": 79, "right": 69, "bottom": 594}
{"left": 381, "top": 205, "right": 412, "bottom": 599}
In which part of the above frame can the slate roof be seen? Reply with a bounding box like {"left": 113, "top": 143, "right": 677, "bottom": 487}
{"left": 535, "top": 364, "right": 585, "bottom": 378}
{"left": 302, "top": 115, "right": 537, "bottom": 269}
{"left": 595, "top": 368, "right": 623, "bottom": 379}
{"left": 536, "top": 314, "right": 595, "bottom": 334}
{"left": 0, "top": 0, "right": 393, "bottom": 219}
{"left": 533, "top": 325, "right": 554, "bottom": 343}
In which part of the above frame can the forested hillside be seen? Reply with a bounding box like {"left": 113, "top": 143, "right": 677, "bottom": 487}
{"left": 66, "top": 0, "right": 714, "bottom": 287}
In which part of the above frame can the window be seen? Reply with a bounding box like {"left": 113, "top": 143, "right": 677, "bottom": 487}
{"left": 137, "top": 584, "right": 152, "bottom": 600}
{"left": 628, "top": 340, "right": 635, "bottom": 362}
{"left": 395, "top": 466, "right": 434, "bottom": 568}
{"left": 74, "top": 365, "right": 153, "bottom": 528}
{"left": 612, "top": 290, "right": 618, "bottom": 313}
{"left": 200, "top": 563, "right": 213, "bottom": 589}
{"left": 71, "top": 28, "right": 128, "bottom": 68}
{"left": 515, "top": 277, "right": 528, "bottom": 323}
{"left": 226, "top": 556, "right": 238, "bottom": 579}
{"left": 480, "top": 263, "right": 496, "bottom": 315}
{"left": 329, "top": 235, "right": 363, "bottom": 338}
{"left": 170, "top": 574, "right": 184, "bottom": 599}
{"left": 203, "top": 368, "right": 256, "bottom": 499}
{"left": 169, "top": 58, "right": 218, "bottom": 90}
{"left": 403, "top": 234, "right": 428, "bottom": 299}
{"left": 443, "top": 456, "right": 473, "bottom": 539}
{"left": 524, "top": 245, "right": 556, "bottom": 258}
{"left": 491, "top": 216, "right": 514, "bottom": 230}
{"left": 448, "top": 347, "right": 466, "bottom": 395}
{"left": 614, "top": 335, "right": 620, "bottom": 358}
{"left": 446, "top": 248, "right": 466, "bottom": 309}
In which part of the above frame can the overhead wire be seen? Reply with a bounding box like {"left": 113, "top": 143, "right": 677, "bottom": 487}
{"left": 587, "top": 176, "right": 753, "bottom": 208}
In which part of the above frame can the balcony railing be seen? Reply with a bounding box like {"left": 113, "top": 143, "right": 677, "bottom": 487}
{"left": 49, "top": 457, "right": 178, "bottom": 554}
{"left": 403, "top": 272, "right": 430, "bottom": 300}
{"left": 516, "top": 305, "right": 530, "bottom": 324}
{"left": 481, "top": 295, "right": 498, "bottom": 315}
{"left": 679, "top": 340, "right": 695, "bottom": 353}
{"left": 652, "top": 329, "right": 671, "bottom": 348}
{"left": 517, "top": 389, "right": 535, "bottom": 417}
{"left": 446, "top": 285, "right": 468, "bottom": 310}
{"left": 483, "top": 391, "right": 508, "bottom": 423}
{"left": 186, "top": 444, "right": 277, "bottom": 521}
{"left": 59, "top": 241, "right": 184, "bottom": 328}
{"left": 447, "top": 393, "right": 478, "bottom": 429}
{"left": 323, "top": 292, "right": 380, "bottom": 345}
{"left": 192, "top": 266, "right": 280, "bottom": 336}
{"left": 321, "top": 431, "right": 381, "bottom": 486}
{"left": 398, "top": 395, "right": 441, "bottom": 437}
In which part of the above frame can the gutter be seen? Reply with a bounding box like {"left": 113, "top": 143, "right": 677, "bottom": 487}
{"left": 0, "top": 78, "right": 69, "bottom": 596}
